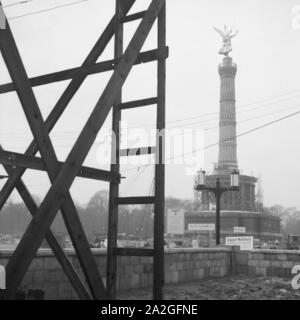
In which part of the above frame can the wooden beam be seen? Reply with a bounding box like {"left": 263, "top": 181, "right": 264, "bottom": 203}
{"left": 118, "top": 97, "right": 158, "bottom": 110}
{"left": 0, "top": 22, "right": 106, "bottom": 300}
{"left": 0, "top": 149, "right": 119, "bottom": 183}
{"left": 0, "top": 0, "right": 136, "bottom": 212}
{"left": 114, "top": 248, "right": 154, "bottom": 256}
{"left": 0, "top": 48, "right": 168, "bottom": 94}
{"left": 116, "top": 196, "right": 155, "bottom": 205}
{"left": 153, "top": 2, "right": 166, "bottom": 300}
{"left": 119, "top": 146, "right": 156, "bottom": 157}
{"left": 1, "top": 0, "right": 165, "bottom": 300}
{"left": 121, "top": 10, "right": 147, "bottom": 23}
{"left": 136, "top": 47, "right": 168, "bottom": 64}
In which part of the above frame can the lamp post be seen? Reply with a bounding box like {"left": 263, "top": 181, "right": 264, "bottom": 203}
{"left": 194, "top": 169, "right": 240, "bottom": 245}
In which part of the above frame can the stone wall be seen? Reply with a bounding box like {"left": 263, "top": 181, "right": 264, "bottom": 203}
{"left": 234, "top": 248, "right": 300, "bottom": 277}
{"left": 1, "top": 247, "right": 299, "bottom": 300}
{"left": 0, "top": 248, "right": 230, "bottom": 300}
{"left": 164, "top": 248, "right": 229, "bottom": 284}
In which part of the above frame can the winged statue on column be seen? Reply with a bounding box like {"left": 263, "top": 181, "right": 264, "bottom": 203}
{"left": 213, "top": 25, "right": 238, "bottom": 57}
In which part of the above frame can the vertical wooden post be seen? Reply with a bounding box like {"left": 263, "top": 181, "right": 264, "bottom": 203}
{"left": 106, "top": 0, "right": 123, "bottom": 299}
{"left": 153, "top": 2, "right": 166, "bottom": 300}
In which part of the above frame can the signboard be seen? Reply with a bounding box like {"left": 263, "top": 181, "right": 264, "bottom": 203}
{"left": 167, "top": 209, "right": 184, "bottom": 235}
{"left": 192, "top": 239, "right": 199, "bottom": 248}
{"left": 188, "top": 223, "right": 215, "bottom": 231}
{"left": 233, "top": 226, "right": 246, "bottom": 234}
{"left": 225, "top": 236, "right": 254, "bottom": 251}
{"left": 209, "top": 203, "right": 216, "bottom": 211}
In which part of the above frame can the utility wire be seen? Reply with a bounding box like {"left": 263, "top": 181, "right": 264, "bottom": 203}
{"left": 129, "top": 92, "right": 300, "bottom": 130}
{"left": 5, "top": 110, "right": 300, "bottom": 192}
{"left": 119, "top": 164, "right": 149, "bottom": 197}
{"left": 2, "top": 104, "right": 300, "bottom": 150}
{"left": 6, "top": 0, "right": 88, "bottom": 20}
{"left": 205, "top": 104, "right": 300, "bottom": 131}
{"left": 2, "top": 95, "right": 300, "bottom": 141}
{"left": 5, "top": 102, "right": 300, "bottom": 140}
{"left": 138, "top": 174, "right": 154, "bottom": 239}
{"left": 3, "top": 0, "right": 33, "bottom": 8}
{"left": 167, "top": 88, "right": 300, "bottom": 124}
{"left": 122, "top": 108, "right": 300, "bottom": 173}
{"left": 1, "top": 85, "right": 300, "bottom": 138}
{"left": 169, "top": 109, "right": 300, "bottom": 160}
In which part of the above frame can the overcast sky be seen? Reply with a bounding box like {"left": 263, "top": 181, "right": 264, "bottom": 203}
{"left": 1, "top": 0, "right": 300, "bottom": 209}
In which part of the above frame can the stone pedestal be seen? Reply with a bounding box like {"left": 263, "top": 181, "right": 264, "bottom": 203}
{"left": 199, "top": 174, "right": 257, "bottom": 212}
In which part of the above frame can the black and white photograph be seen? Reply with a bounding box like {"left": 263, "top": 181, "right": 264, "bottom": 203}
{"left": 0, "top": 0, "right": 300, "bottom": 311}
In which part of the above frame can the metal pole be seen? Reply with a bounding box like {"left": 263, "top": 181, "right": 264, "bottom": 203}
{"left": 215, "top": 179, "right": 221, "bottom": 246}
{"left": 215, "top": 194, "right": 221, "bottom": 245}
{"left": 195, "top": 176, "right": 240, "bottom": 247}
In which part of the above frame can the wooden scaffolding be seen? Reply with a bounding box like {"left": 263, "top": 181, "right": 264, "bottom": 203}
{"left": 0, "top": 0, "right": 167, "bottom": 300}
